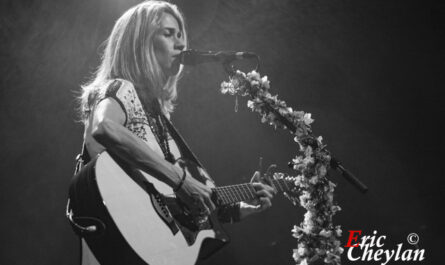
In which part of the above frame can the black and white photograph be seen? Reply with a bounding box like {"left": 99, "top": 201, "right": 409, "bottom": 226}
{"left": 0, "top": 0, "right": 441, "bottom": 264}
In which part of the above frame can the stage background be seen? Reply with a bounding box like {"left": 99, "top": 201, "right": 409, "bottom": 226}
{"left": 0, "top": 0, "right": 441, "bottom": 264}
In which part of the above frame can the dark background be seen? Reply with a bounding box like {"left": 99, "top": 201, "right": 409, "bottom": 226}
{"left": 0, "top": 0, "right": 442, "bottom": 264}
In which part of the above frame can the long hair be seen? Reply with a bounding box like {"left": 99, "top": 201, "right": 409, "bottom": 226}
{"left": 79, "top": 0, "right": 187, "bottom": 121}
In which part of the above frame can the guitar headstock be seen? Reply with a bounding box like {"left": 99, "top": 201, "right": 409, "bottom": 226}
{"left": 271, "top": 172, "right": 302, "bottom": 206}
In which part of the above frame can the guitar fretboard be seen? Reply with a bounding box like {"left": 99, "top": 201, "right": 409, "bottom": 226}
{"left": 212, "top": 178, "right": 291, "bottom": 206}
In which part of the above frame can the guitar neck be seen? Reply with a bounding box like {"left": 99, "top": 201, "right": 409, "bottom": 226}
{"left": 212, "top": 178, "right": 291, "bottom": 206}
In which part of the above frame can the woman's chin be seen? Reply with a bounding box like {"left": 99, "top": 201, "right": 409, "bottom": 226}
{"left": 167, "top": 63, "right": 181, "bottom": 76}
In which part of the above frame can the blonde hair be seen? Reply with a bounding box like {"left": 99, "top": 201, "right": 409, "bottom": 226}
{"left": 79, "top": 0, "right": 187, "bottom": 121}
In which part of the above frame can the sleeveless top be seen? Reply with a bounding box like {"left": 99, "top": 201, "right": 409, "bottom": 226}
{"left": 85, "top": 79, "right": 240, "bottom": 223}
{"left": 97, "top": 79, "right": 180, "bottom": 161}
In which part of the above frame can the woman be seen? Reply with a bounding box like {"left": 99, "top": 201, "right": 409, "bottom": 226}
{"left": 77, "top": 1, "right": 275, "bottom": 264}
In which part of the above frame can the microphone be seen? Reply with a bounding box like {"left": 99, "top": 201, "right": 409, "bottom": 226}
{"left": 179, "top": 49, "right": 258, "bottom": 66}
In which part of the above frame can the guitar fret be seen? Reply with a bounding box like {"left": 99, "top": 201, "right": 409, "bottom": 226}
{"left": 228, "top": 186, "right": 237, "bottom": 202}
{"left": 224, "top": 187, "right": 233, "bottom": 204}
{"left": 243, "top": 184, "right": 255, "bottom": 200}
{"left": 226, "top": 186, "right": 238, "bottom": 203}
{"left": 214, "top": 177, "right": 295, "bottom": 206}
{"left": 218, "top": 189, "right": 229, "bottom": 205}
{"left": 243, "top": 184, "right": 251, "bottom": 200}
{"left": 214, "top": 189, "right": 222, "bottom": 205}
{"left": 219, "top": 187, "right": 230, "bottom": 205}
{"left": 236, "top": 185, "right": 247, "bottom": 201}
{"left": 232, "top": 185, "right": 243, "bottom": 201}
{"left": 222, "top": 187, "right": 232, "bottom": 204}
{"left": 248, "top": 185, "right": 257, "bottom": 200}
{"left": 240, "top": 184, "right": 250, "bottom": 200}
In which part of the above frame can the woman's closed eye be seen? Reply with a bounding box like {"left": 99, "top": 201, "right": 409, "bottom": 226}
{"left": 163, "top": 28, "right": 182, "bottom": 39}
{"left": 163, "top": 29, "right": 174, "bottom": 37}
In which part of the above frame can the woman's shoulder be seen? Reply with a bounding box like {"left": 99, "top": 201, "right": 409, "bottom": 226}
{"left": 97, "top": 78, "right": 143, "bottom": 119}
{"left": 102, "top": 78, "right": 137, "bottom": 99}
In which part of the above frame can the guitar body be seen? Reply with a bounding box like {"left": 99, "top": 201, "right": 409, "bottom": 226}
{"left": 68, "top": 151, "right": 229, "bottom": 265}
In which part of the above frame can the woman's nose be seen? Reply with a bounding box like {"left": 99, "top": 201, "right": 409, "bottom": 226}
{"left": 174, "top": 38, "right": 185, "bottom": 51}
{"left": 175, "top": 42, "right": 185, "bottom": 51}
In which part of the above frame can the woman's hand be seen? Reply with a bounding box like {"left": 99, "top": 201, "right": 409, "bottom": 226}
{"left": 173, "top": 161, "right": 215, "bottom": 217}
{"left": 240, "top": 171, "right": 277, "bottom": 219}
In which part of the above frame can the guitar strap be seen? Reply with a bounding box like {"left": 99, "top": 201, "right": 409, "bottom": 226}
{"left": 134, "top": 87, "right": 206, "bottom": 168}
{"left": 160, "top": 115, "right": 203, "bottom": 168}
{"left": 74, "top": 142, "right": 90, "bottom": 175}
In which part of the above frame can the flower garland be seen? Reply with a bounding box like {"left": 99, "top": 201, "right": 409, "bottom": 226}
{"left": 221, "top": 70, "right": 344, "bottom": 265}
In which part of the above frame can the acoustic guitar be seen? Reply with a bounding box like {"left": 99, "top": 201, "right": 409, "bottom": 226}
{"left": 67, "top": 151, "right": 299, "bottom": 265}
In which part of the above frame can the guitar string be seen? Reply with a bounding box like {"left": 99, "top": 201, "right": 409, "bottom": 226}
{"left": 281, "top": 178, "right": 291, "bottom": 191}
{"left": 234, "top": 185, "right": 244, "bottom": 201}
{"left": 214, "top": 179, "right": 294, "bottom": 206}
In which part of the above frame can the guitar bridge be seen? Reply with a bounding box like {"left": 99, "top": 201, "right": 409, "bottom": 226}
{"left": 150, "top": 193, "right": 179, "bottom": 235}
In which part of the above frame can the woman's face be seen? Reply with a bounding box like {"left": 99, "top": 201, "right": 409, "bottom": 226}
{"left": 153, "top": 12, "right": 185, "bottom": 76}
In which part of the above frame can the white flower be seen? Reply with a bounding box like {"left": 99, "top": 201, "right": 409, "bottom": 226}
{"left": 304, "top": 146, "right": 313, "bottom": 156}
{"left": 261, "top": 114, "right": 268, "bottom": 123}
{"left": 278, "top": 107, "right": 288, "bottom": 116}
{"left": 261, "top": 75, "right": 270, "bottom": 89}
{"left": 292, "top": 249, "right": 300, "bottom": 261}
{"left": 294, "top": 127, "right": 306, "bottom": 137}
{"left": 303, "top": 113, "right": 314, "bottom": 125}
{"left": 325, "top": 192, "right": 334, "bottom": 202}
{"left": 235, "top": 70, "right": 246, "bottom": 78}
{"left": 220, "top": 81, "right": 230, "bottom": 94}
{"left": 292, "top": 155, "right": 303, "bottom": 164}
{"left": 309, "top": 175, "right": 319, "bottom": 184}
{"left": 317, "top": 164, "right": 327, "bottom": 177}
{"left": 247, "top": 100, "right": 254, "bottom": 109}
{"left": 250, "top": 80, "right": 260, "bottom": 87}
{"left": 338, "top": 247, "right": 344, "bottom": 254}
{"left": 297, "top": 246, "right": 307, "bottom": 256}
{"left": 303, "top": 211, "right": 315, "bottom": 231}
{"left": 292, "top": 225, "right": 306, "bottom": 239}
{"left": 335, "top": 226, "right": 342, "bottom": 237}
{"left": 299, "top": 191, "right": 311, "bottom": 204}
{"left": 303, "top": 156, "right": 314, "bottom": 165}
{"left": 331, "top": 205, "right": 341, "bottom": 213}
{"left": 220, "top": 81, "right": 236, "bottom": 95}
{"left": 319, "top": 229, "right": 333, "bottom": 238}
{"left": 293, "top": 111, "right": 305, "bottom": 120}
{"left": 295, "top": 175, "right": 303, "bottom": 184}
{"left": 247, "top": 70, "right": 260, "bottom": 81}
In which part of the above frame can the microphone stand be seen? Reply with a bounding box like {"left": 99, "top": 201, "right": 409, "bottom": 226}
{"left": 221, "top": 61, "right": 368, "bottom": 194}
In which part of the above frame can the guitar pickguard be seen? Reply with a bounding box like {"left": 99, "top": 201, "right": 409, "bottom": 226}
{"left": 163, "top": 196, "right": 213, "bottom": 246}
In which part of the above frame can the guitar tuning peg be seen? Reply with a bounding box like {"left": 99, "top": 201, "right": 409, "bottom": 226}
{"left": 262, "top": 164, "right": 277, "bottom": 185}
{"left": 264, "top": 164, "right": 276, "bottom": 177}
{"left": 273, "top": 172, "right": 285, "bottom": 180}
{"left": 272, "top": 172, "right": 279, "bottom": 180}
